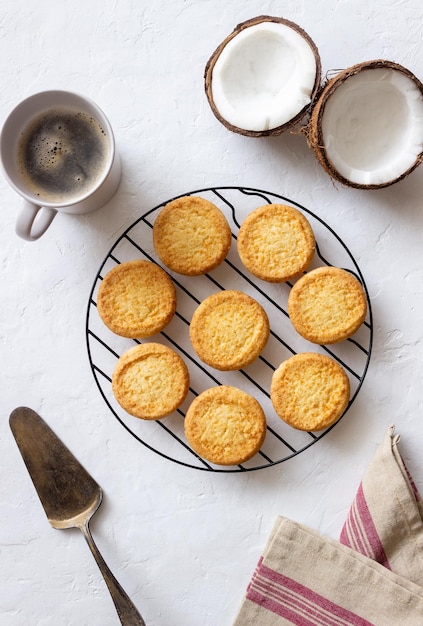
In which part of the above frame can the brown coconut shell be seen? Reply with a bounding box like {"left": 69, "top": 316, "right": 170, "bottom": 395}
{"left": 306, "top": 60, "right": 423, "bottom": 189}
{"left": 204, "top": 15, "right": 322, "bottom": 137}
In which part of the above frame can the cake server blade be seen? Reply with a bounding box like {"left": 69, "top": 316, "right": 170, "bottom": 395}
{"left": 10, "top": 406, "right": 146, "bottom": 626}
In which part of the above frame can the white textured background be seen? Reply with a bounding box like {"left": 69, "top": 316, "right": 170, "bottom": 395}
{"left": 1, "top": 1, "right": 423, "bottom": 625}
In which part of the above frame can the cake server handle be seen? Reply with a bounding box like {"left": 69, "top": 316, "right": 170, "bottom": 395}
{"left": 79, "top": 520, "right": 146, "bottom": 626}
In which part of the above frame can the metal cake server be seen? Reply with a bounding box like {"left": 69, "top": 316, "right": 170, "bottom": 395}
{"left": 9, "top": 406, "right": 146, "bottom": 626}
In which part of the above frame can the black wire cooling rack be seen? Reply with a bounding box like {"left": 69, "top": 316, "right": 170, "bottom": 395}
{"left": 86, "top": 187, "right": 373, "bottom": 472}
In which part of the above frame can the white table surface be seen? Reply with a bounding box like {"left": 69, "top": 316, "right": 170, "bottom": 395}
{"left": 1, "top": 1, "right": 423, "bottom": 624}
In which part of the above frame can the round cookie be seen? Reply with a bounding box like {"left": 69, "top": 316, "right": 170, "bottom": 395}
{"left": 97, "top": 259, "right": 176, "bottom": 338}
{"left": 288, "top": 266, "right": 367, "bottom": 344}
{"left": 112, "top": 343, "right": 190, "bottom": 420}
{"left": 153, "top": 195, "right": 232, "bottom": 276}
{"left": 184, "top": 385, "right": 267, "bottom": 465}
{"left": 237, "top": 204, "right": 315, "bottom": 282}
{"left": 270, "top": 352, "right": 350, "bottom": 431}
{"left": 189, "top": 290, "right": 270, "bottom": 370}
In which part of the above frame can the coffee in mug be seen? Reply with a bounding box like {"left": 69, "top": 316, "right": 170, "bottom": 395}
{"left": 18, "top": 108, "right": 110, "bottom": 205}
{"left": 0, "top": 90, "right": 121, "bottom": 241}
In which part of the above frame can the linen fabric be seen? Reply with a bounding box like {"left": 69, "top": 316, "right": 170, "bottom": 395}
{"left": 232, "top": 427, "right": 423, "bottom": 625}
{"left": 340, "top": 425, "right": 423, "bottom": 583}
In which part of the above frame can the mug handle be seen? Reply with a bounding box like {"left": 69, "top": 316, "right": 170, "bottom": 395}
{"left": 16, "top": 201, "right": 57, "bottom": 241}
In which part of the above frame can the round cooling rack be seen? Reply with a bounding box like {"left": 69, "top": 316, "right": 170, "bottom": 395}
{"left": 86, "top": 186, "right": 373, "bottom": 472}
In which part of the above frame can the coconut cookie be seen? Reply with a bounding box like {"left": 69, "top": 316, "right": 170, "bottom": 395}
{"left": 112, "top": 343, "right": 190, "bottom": 420}
{"left": 288, "top": 266, "right": 367, "bottom": 344}
{"left": 237, "top": 203, "right": 315, "bottom": 282}
{"left": 97, "top": 259, "right": 176, "bottom": 338}
{"left": 153, "top": 196, "right": 232, "bottom": 276}
{"left": 270, "top": 352, "right": 350, "bottom": 431}
{"left": 184, "top": 385, "right": 267, "bottom": 465}
{"left": 189, "top": 290, "right": 269, "bottom": 370}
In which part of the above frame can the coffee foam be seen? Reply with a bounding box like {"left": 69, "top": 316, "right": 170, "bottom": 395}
{"left": 18, "top": 108, "right": 110, "bottom": 204}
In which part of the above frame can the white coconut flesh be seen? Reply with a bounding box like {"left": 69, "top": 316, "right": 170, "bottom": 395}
{"left": 211, "top": 22, "right": 318, "bottom": 132}
{"left": 321, "top": 68, "right": 423, "bottom": 186}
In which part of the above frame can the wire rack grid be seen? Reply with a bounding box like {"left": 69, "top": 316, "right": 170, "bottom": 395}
{"left": 86, "top": 187, "right": 373, "bottom": 472}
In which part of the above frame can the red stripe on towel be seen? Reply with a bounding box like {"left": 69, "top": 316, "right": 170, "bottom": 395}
{"left": 401, "top": 454, "right": 422, "bottom": 503}
{"left": 247, "top": 559, "right": 373, "bottom": 626}
{"left": 340, "top": 483, "right": 390, "bottom": 569}
{"left": 344, "top": 496, "right": 369, "bottom": 555}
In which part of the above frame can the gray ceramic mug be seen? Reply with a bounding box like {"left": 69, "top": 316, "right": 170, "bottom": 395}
{"left": 0, "top": 90, "right": 121, "bottom": 241}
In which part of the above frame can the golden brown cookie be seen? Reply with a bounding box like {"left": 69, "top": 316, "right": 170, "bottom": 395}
{"left": 288, "top": 266, "right": 367, "bottom": 344}
{"left": 189, "top": 290, "right": 270, "bottom": 370}
{"left": 153, "top": 195, "right": 232, "bottom": 276}
{"left": 270, "top": 352, "right": 350, "bottom": 431}
{"left": 184, "top": 385, "right": 267, "bottom": 465}
{"left": 237, "top": 204, "right": 315, "bottom": 282}
{"left": 97, "top": 259, "right": 176, "bottom": 338}
{"left": 112, "top": 343, "right": 190, "bottom": 420}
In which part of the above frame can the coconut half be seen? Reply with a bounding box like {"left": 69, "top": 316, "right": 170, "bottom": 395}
{"left": 307, "top": 60, "right": 423, "bottom": 188}
{"left": 205, "top": 16, "right": 321, "bottom": 137}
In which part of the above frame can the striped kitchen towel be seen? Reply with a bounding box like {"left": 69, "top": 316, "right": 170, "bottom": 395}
{"left": 232, "top": 427, "right": 423, "bottom": 625}
{"left": 339, "top": 425, "right": 423, "bottom": 583}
